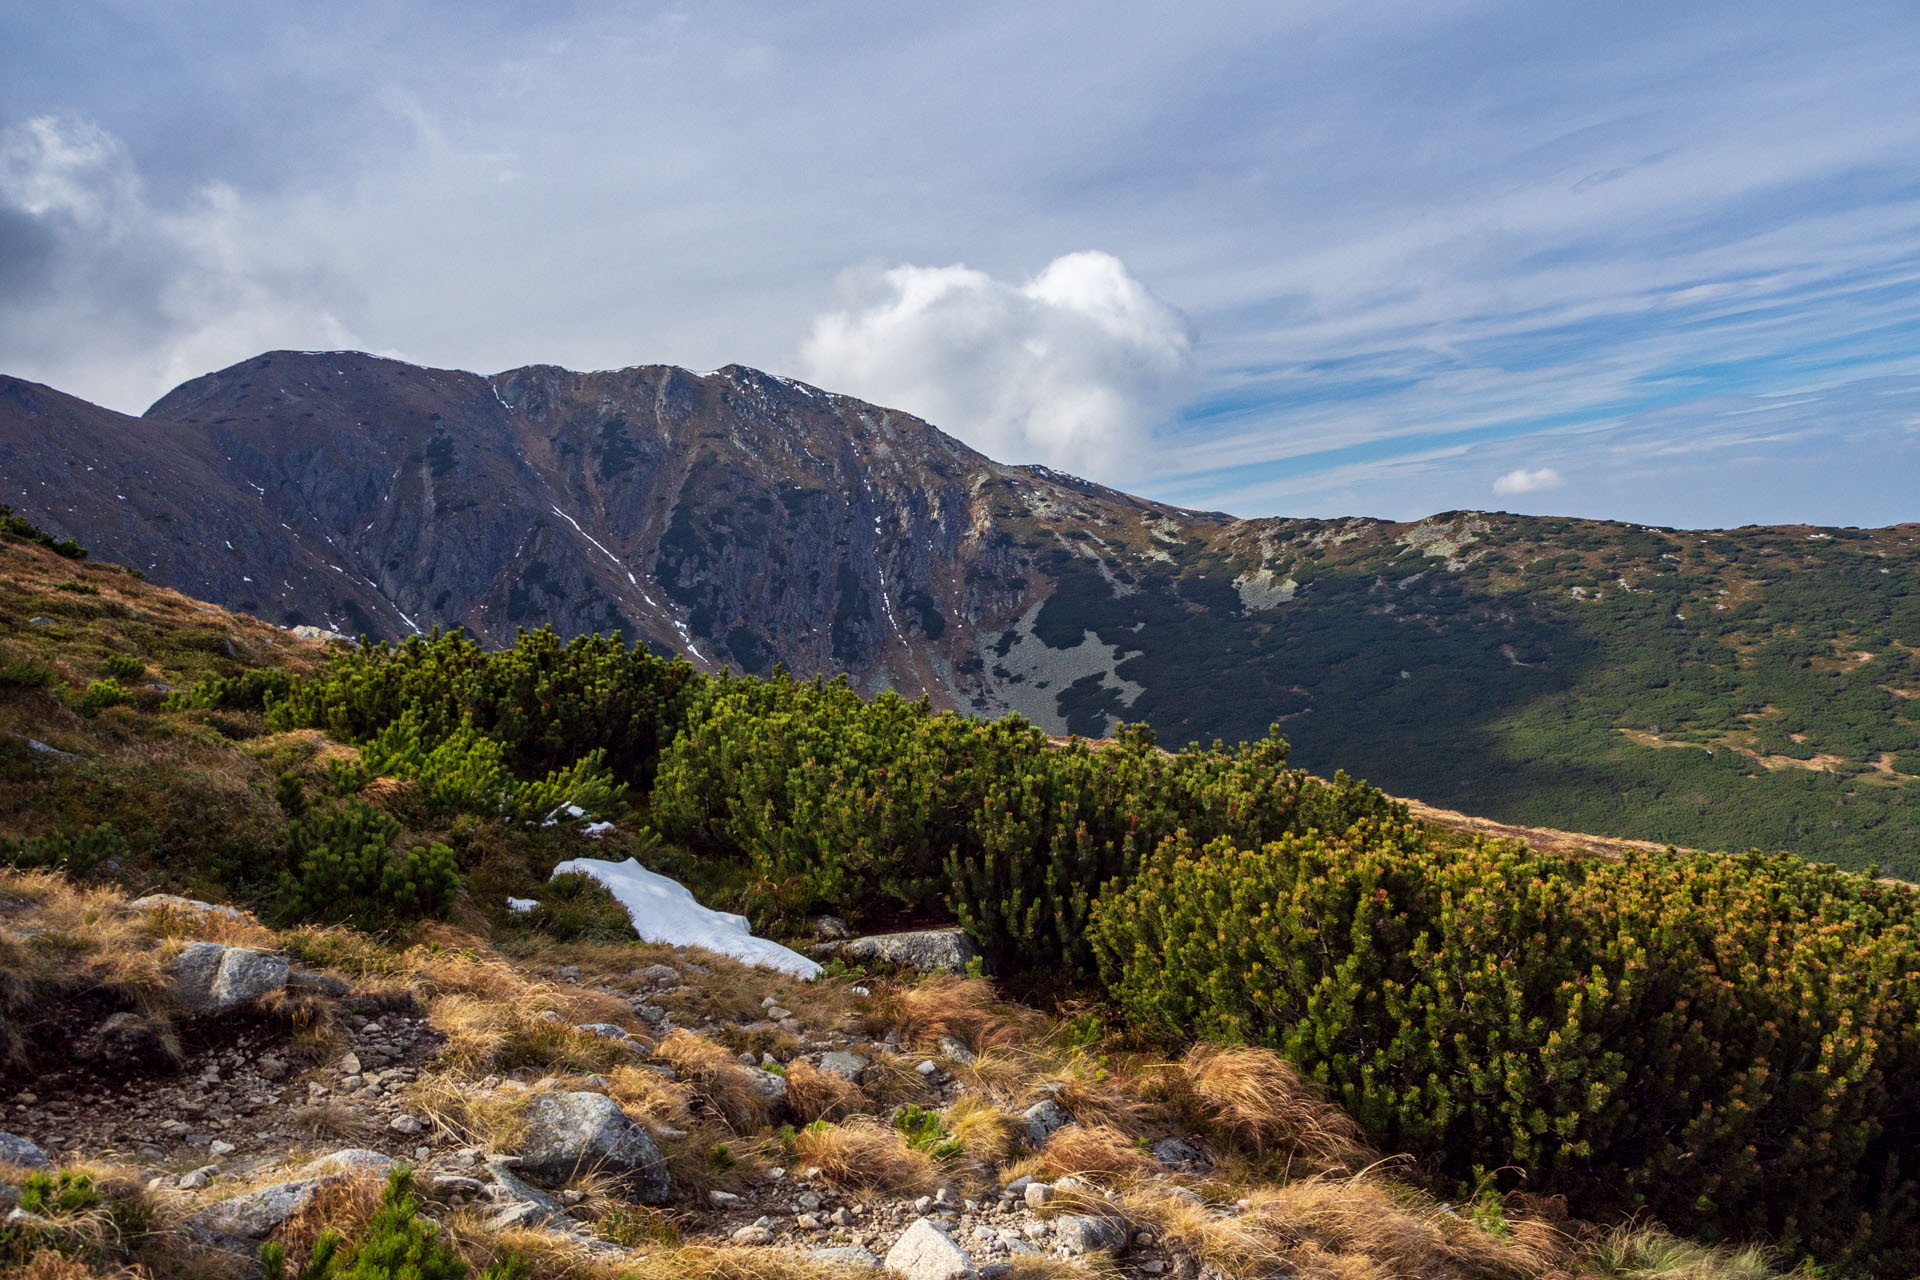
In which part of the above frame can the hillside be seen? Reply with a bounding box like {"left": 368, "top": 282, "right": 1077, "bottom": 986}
{"left": 5, "top": 518, "right": 1914, "bottom": 1280}
{"left": 4, "top": 351, "right": 1919, "bottom": 872}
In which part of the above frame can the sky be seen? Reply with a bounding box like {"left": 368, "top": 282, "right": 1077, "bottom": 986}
{"left": 3, "top": 1, "right": 1919, "bottom": 530}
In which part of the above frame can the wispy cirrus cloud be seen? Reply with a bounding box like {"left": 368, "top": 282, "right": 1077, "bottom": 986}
{"left": 0, "top": 1, "right": 1916, "bottom": 525}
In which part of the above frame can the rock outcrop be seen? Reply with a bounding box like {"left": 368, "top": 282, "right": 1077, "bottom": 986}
{"left": 512, "top": 1091, "right": 669, "bottom": 1204}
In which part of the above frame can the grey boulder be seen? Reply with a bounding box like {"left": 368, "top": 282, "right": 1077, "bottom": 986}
{"left": 171, "top": 942, "right": 290, "bottom": 1014}
{"left": 129, "top": 894, "right": 247, "bottom": 920}
{"left": 483, "top": 1159, "right": 571, "bottom": 1229}
{"left": 193, "top": 1149, "right": 396, "bottom": 1241}
{"left": 884, "top": 1216, "right": 975, "bottom": 1279}
{"left": 837, "top": 928, "right": 979, "bottom": 973}
{"left": 0, "top": 1133, "right": 51, "bottom": 1170}
{"left": 514, "top": 1091, "right": 668, "bottom": 1204}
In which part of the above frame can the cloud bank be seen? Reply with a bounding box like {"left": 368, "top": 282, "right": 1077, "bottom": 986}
{"left": 800, "top": 252, "right": 1192, "bottom": 480}
{"left": 0, "top": 114, "right": 355, "bottom": 411}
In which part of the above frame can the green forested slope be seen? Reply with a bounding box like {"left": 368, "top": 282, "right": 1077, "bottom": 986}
{"left": 999, "top": 512, "right": 1920, "bottom": 874}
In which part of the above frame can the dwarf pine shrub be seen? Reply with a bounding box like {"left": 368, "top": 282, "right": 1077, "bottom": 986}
{"left": 279, "top": 801, "right": 459, "bottom": 928}
{"left": 0, "top": 504, "right": 86, "bottom": 559}
{"left": 653, "top": 668, "right": 1397, "bottom": 972}
{"left": 358, "top": 710, "right": 626, "bottom": 823}
{"left": 260, "top": 1166, "right": 524, "bottom": 1280}
{"left": 269, "top": 627, "right": 697, "bottom": 786}
{"left": 0, "top": 823, "right": 126, "bottom": 875}
{"left": 1089, "top": 827, "right": 1920, "bottom": 1276}
{"left": 169, "top": 665, "right": 294, "bottom": 712}
{"left": 74, "top": 677, "right": 130, "bottom": 717}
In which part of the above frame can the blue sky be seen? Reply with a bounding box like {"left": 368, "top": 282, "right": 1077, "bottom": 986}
{"left": 3, "top": 1, "right": 1918, "bottom": 528}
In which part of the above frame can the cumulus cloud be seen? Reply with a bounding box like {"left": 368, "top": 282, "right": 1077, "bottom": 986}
{"left": 799, "top": 251, "right": 1193, "bottom": 480}
{"left": 0, "top": 115, "right": 357, "bottom": 411}
{"left": 1492, "top": 466, "right": 1565, "bottom": 495}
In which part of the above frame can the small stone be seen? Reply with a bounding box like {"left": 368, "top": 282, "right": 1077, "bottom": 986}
{"left": 1150, "top": 1137, "right": 1209, "bottom": 1171}
{"left": 1022, "top": 1099, "right": 1072, "bottom": 1147}
{"left": 1024, "top": 1183, "right": 1053, "bottom": 1208}
{"left": 732, "top": 1224, "right": 775, "bottom": 1246}
{"left": 1056, "top": 1214, "right": 1128, "bottom": 1256}
{"left": 766, "top": 1006, "right": 793, "bottom": 1020}
{"left": 338, "top": 1051, "right": 363, "bottom": 1076}
{"left": 811, "top": 1245, "right": 881, "bottom": 1268}
{"left": 177, "top": 1165, "right": 219, "bottom": 1190}
{"left": 208, "top": 1140, "right": 236, "bottom": 1158}
{"left": 936, "top": 1037, "right": 978, "bottom": 1067}
{"left": 388, "top": 1115, "right": 422, "bottom": 1135}
{"left": 710, "top": 1189, "right": 742, "bottom": 1207}
{"left": 796, "top": 1213, "right": 821, "bottom": 1230}
{"left": 796, "top": 1190, "right": 823, "bottom": 1211}
{"left": 818, "top": 1050, "right": 869, "bottom": 1080}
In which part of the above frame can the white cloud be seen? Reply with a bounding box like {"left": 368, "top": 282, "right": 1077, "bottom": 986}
{"left": 799, "top": 252, "right": 1192, "bottom": 481}
{"left": 1492, "top": 466, "right": 1565, "bottom": 495}
{"left": 0, "top": 114, "right": 357, "bottom": 411}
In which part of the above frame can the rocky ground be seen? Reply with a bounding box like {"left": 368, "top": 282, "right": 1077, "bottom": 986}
{"left": 2, "top": 892, "right": 1231, "bottom": 1279}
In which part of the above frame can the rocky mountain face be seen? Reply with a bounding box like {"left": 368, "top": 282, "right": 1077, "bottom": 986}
{"left": 1, "top": 351, "right": 1167, "bottom": 724}
{"left": 7, "top": 350, "right": 1920, "bottom": 867}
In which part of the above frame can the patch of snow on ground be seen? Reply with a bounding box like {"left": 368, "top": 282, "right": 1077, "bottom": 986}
{"left": 549, "top": 857, "right": 822, "bottom": 978}
{"left": 507, "top": 897, "right": 539, "bottom": 913}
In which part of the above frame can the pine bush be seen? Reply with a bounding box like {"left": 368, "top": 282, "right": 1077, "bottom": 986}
{"left": 0, "top": 823, "right": 126, "bottom": 875}
{"left": 269, "top": 627, "right": 697, "bottom": 786}
{"left": 259, "top": 1166, "right": 523, "bottom": 1280}
{"left": 1088, "top": 828, "right": 1920, "bottom": 1275}
{"left": 278, "top": 801, "right": 459, "bottom": 928}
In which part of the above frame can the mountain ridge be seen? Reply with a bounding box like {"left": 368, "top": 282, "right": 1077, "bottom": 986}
{"left": 6, "top": 350, "right": 1920, "bottom": 871}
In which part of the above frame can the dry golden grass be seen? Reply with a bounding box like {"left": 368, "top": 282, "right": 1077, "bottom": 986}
{"left": 138, "top": 901, "right": 278, "bottom": 950}
{"left": 871, "top": 975, "right": 1043, "bottom": 1053}
{"left": 603, "top": 1063, "right": 696, "bottom": 1127}
{"left": 290, "top": 1102, "right": 375, "bottom": 1141}
{"left": 0, "top": 870, "right": 205, "bottom": 1066}
{"left": 783, "top": 1059, "right": 864, "bottom": 1124}
{"left": 1052, "top": 1065, "right": 1160, "bottom": 1136}
{"left": 655, "top": 1029, "right": 770, "bottom": 1131}
{"left": 271, "top": 1169, "right": 388, "bottom": 1265}
{"left": 944, "top": 1095, "right": 1020, "bottom": 1166}
{"left": 13, "top": 1256, "right": 120, "bottom": 1280}
{"left": 450, "top": 1210, "right": 869, "bottom": 1280}
{"left": 791, "top": 1118, "right": 937, "bottom": 1194}
{"left": 409, "top": 1074, "right": 536, "bottom": 1152}
{"left": 1021, "top": 1123, "right": 1155, "bottom": 1182}
{"left": 1111, "top": 1171, "right": 1576, "bottom": 1280}
{"left": 856, "top": 1053, "right": 932, "bottom": 1109}
{"left": 659, "top": 1127, "right": 779, "bottom": 1204}
{"left": 1244, "top": 1173, "right": 1567, "bottom": 1280}
{"left": 1584, "top": 1225, "right": 1795, "bottom": 1280}
{"left": 1181, "top": 1045, "right": 1369, "bottom": 1166}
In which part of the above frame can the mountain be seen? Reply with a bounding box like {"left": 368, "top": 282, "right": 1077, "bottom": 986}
{"left": 5, "top": 350, "right": 1920, "bottom": 872}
